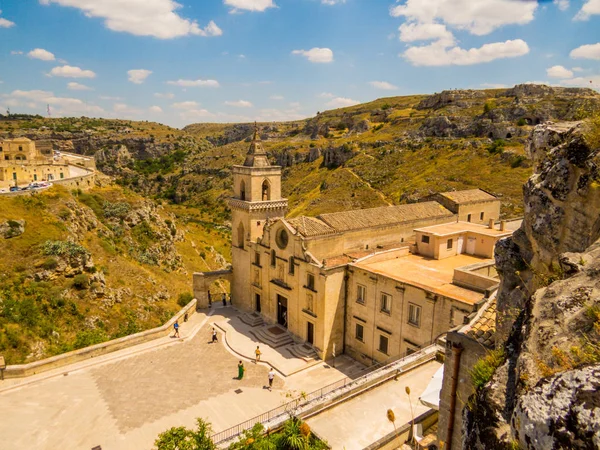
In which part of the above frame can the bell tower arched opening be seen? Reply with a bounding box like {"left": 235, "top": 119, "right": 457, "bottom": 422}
{"left": 262, "top": 180, "right": 271, "bottom": 201}
{"left": 237, "top": 222, "right": 245, "bottom": 249}
{"left": 240, "top": 180, "right": 246, "bottom": 201}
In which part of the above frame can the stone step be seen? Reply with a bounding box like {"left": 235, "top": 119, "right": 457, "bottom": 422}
{"left": 251, "top": 325, "right": 294, "bottom": 348}
{"left": 287, "top": 343, "right": 319, "bottom": 362}
{"left": 239, "top": 312, "right": 264, "bottom": 328}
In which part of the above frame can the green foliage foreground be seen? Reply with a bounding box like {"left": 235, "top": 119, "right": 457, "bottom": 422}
{"left": 155, "top": 418, "right": 328, "bottom": 450}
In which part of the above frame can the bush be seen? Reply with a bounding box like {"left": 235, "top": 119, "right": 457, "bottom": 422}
{"left": 155, "top": 418, "right": 215, "bottom": 450}
{"left": 73, "top": 329, "right": 108, "bottom": 350}
{"left": 103, "top": 201, "right": 131, "bottom": 219}
{"left": 470, "top": 348, "right": 505, "bottom": 390}
{"left": 177, "top": 292, "right": 194, "bottom": 308}
{"left": 43, "top": 240, "right": 89, "bottom": 258}
{"left": 72, "top": 274, "right": 89, "bottom": 290}
{"left": 41, "top": 257, "right": 59, "bottom": 270}
{"left": 483, "top": 101, "right": 496, "bottom": 114}
{"left": 487, "top": 139, "right": 506, "bottom": 155}
{"left": 516, "top": 118, "right": 527, "bottom": 126}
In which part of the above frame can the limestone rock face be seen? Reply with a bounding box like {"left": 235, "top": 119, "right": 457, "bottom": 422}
{"left": 464, "top": 121, "right": 600, "bottom": 449}
{"left": 512, "top": 365, "right": 600, "bottom": 450}
{"left": 0, "top": 219, "right": 25, "bottom": 239}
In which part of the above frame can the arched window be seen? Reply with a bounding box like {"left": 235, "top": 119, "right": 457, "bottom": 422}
{"left": 237, "top": 222, "right": 245, "bottom": 249}
{"left": 262, "top": 180, "right": 271, "bottom": 201}
{"left": 289, "top": 256, "right": 295, "bottom": 275}
{"left": 271, "top": 249, "right": 276, "bottom": 267}
{"left": 240, "top": 180, "right": 246, "bottom": 201}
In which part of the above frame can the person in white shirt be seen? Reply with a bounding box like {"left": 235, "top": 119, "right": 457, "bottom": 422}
{"left": 268, "top": 368, "right": 275, "bottom": 391}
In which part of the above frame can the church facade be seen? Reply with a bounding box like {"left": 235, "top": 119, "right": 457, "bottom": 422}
{"left": 200, "top": 129, "right": 511, "bottom": 362}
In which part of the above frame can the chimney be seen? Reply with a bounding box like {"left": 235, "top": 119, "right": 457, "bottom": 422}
{"left": 500, "top": 220, "right": 506, "bottom": 231}
{"left": 488, "top": 218, "right": 494, "bottom": 229}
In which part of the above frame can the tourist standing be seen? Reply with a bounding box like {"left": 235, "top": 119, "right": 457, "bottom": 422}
{"left": 222, "top": 293, "right": 227, "bottom": 306}
{"left": 238, "top": 361, "right": 245, "bottom": 380}
{"left": 268, "top": 368, "right": 275, "bottom": 391}
{"left": 255, "top": 346, "right": 261, "bottom": 363}
{"left": 208, "top": 291, "right": 212, "bottom": 307}
{"left": 173, "top": 320, "right": 180, "bottom": 338}
{"left": 212, "top": 328, "right": 218, "bottom": 343}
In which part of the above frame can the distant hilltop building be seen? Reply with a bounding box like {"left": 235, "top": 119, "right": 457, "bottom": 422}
{"left": 195, "top": 126, "right": 518, "bottom": 362}
{"left": 0, "top": 137, "right": 96, "bottom": 192}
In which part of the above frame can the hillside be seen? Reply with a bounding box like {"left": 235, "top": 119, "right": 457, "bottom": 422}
{"left": 0, "top": 184, "right": 230, "bottom": 363}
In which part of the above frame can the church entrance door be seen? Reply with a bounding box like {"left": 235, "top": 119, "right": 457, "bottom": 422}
{"left": 277, "top": 294, "right": 288, "bottom": 328}
{"left": 307, "top": 322, "right": 314, "bottom": 345}
{"left": 255, "top": 293, "right": 261, "bottom": 313}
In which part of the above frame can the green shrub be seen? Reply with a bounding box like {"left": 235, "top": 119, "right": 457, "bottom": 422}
{"left": 470, "top": 348, "right": 505, "bottom": 390}
{"left": 41, "top": 257, "right": 59, "bottom": 270}
{"left": 517, "top": 118, "right": 527, "bottom": 126}
{"left": 72, "top": 274, "right": 89, "bottom": 290}
{"left": 57, "top": 208, "right": 72, "bottom": 220}
{"left": 487, "top": 139, "right": 506, "bottom": 155}
{"left": 73, "top": 329, "right": 108, "bottom": 350}
{"left": 43, "top": 240, "right": 89, "bottom": 258}
{"left": 510, "top": 155, "right": 527, "bottom": 168}
{"left": 483, "top": 101, "right": 496, "bottom": 114}
{"left": 103, "top": 201, "right": 131, "bottom": 219}
{"left": 177, "top": 292, "right": 194, "bottom": 307}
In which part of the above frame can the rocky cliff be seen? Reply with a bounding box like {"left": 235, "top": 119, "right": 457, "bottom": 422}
{"left": 464, "top": 121, "right": 600, "bottom": 449}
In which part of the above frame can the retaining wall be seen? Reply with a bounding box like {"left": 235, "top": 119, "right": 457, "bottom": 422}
{"left": 1, "top": 299, "right": 197, "bottom": 379}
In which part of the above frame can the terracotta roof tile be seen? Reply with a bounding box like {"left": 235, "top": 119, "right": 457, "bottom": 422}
{"left": 466, "top": 298, "right": 497, "bottom": 348}
{"left": 286, "top": 216, "right": 337, "bottom": 237}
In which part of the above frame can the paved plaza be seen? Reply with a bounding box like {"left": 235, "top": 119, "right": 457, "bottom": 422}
{"left": 0, "top": 306, "right": 368, "bottom": 450}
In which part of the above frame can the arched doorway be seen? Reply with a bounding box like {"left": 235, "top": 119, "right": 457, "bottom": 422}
{"left": 208, "top": 278, "right": 231, "bottom": 307}
{"left": 193, "top": 269, "right": 233, "bottom": 309}
{"left": 261, "top": 180, "right": 271, "bottom": 201}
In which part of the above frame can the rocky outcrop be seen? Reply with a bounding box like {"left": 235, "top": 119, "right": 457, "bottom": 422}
{"left": 322, "top": 144, "right": 356, "bottom": 168}
{"left": 0, "top": 219, "right": 25, "bottom": 239}
{"left": 464, "top": 121, "right": 600, "bottom": 449}
{"left": 416, "top": 89, "right": 487, "bottom": 110}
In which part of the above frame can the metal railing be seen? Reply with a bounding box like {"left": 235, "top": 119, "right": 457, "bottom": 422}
{"left": 210, "top": 344, "right": 440, "bottom": 444}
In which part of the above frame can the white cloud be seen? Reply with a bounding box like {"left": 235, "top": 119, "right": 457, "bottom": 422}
{"left": 0, "top": 10, "right": 15, "bottom": 28}
{"left": 67, "top": 82, "right": 93, "bottom": 91}
{"left": 127, "top": 69, "right": 152, "bottom": 84}
{"left": 167, "top": 78, "right": 220, "bottom": 87}
{"left": 40, "top": 0, "right": 222, "bottom": 39}
{"left": 403, "top": 39, "right": 529, "bottom": 66}
{"left": 554, "top": 0, "right": 569, "bottom": 11}
{"left": 224, "top": 0, "right": 275, "bottom": 13}
{"left": 178, "top": 108, "right": 215, "bottom": 122}
{"left": 4, "top": 89, "right": 103, "bottom": 115}
{"left": 322, "top": 0, "right": 345, "bottom": 4}
{"left": 326, "top": 97, "right": 360, "bottom": 108}
{"left": 172, "top": 101, "right": 199, "bottom": 109}
{"left": 255, "top": 108, "right": 305, "bottom": 122}
{"left": 292, "top": 47, "right": 334, "bottom": 63}
{"left": 289, "top": 102, "right": 300, "bottom": 108}
{"left": 575, "top": 0, "right": 600, "bottom": 20}
{"left": 547, "top": 65, "right": 574, "bottom": 78}
{"left": 318, "top": 92, "right": 335, "bottom": 98}
{"left": 225, "top": 100, "right": 253, "bottom": 108}
{"left": 270, "top": 95, "right": 284, "bottom": 100}
{"left": 154, "top": 92, "right": 175, "bottom": 99}
{"left": 49, "top": 65, "right": 96, "bottom": 78}
{"left": 572, "top": 67, "right": 584, "bottom": 72}
{"left": 113, "top": 103, "right": 143, "bottom": 115}
{"left": 398, "top": 22, "right": 454, "bottom": 45}
{"left": 99, "top": 95, "right": 122, "bottom": 100}
{"left": 149, "top": 105, "right": 163, "bottom": 113}
{"left": 558, "top": 74, "right": 600, "bottom": 88}
{"left": 570, "top": 43, "right": 600, "bottom": 60}
{"left": 11, "top": 51, "right": 23, "bottom": 55}
{"left": 28, "top": 48, "right": 55, "bottom": 61}
{"left": 390, "top": 0, "right": 537, "bottom": 36}
{"left": 369, "top": 81, "right": 398, "bottom": 90}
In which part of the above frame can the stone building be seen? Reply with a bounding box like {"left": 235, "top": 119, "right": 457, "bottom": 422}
{"left": 196, "top": 128, "right": 512, "bottom": 361}
{"left": 0, "top": 137, "right": 95, "bottom": 190}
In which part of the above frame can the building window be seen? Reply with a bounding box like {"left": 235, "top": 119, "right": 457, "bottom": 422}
{"left": 408, "top": 303, "right": 421, "bottom": 327}
{"left": 378, "top": 335, "right": 389, "bottom": 354}
{"left": 467, "top": 213, "right": 472, "bottom": 222}
{"left": 254, "top": 252, "right": 260, "bottom": 266}
{"left": 357, "top": 284, "right": 366, "bottom": 304}
{"left": 289, "top": 257, "right": 295, "bottom": 275}
{"left": 0, "top": 146, "right": 3, "bottom": 151}
{"left": 4, "top": 155, "right": 8, "bottom": 160}
{"left": 355, "top": 323, "right": 364, "bottom": 342}
{"left": 447, "top": 238, "right": 453, "bottom": 250}
{"left": 380, "top": 293, "right": 391, "bottom": 314}
{"left": 271, "top": 250, "right": 276, "bottom": 267}
{"left": 12, "top": 172, "right": 17, "bottom": 180}
{"left": 34, "top": 174, "right": 37, "bottom": 181}
{"left": 306, "top": 273, "right": 315, "bottom": 290}
{"left": 18, "top": 146, "right": 23, "bottom": 151}
{"left": 480, "top": 212, "right": 484, "bottom": 221}
{"left": 60, "top": 173, "right": 64, "bottom": 179}
{"left": 421, "top": 235, "right": 430, "bottom": 244}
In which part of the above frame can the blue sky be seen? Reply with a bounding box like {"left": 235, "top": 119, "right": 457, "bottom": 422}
{"left": 0, "top": 0, "right": 599, "bottom": 127}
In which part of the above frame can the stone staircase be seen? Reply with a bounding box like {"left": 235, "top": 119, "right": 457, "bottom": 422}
{"left": 251, "top": 325, "right": 294, "bottom": 348}
{"left": 287, "top": 343, "right": 319, "bottom": 362}
{"left": 239, "top": 312, "right": 264, "bottom": 327}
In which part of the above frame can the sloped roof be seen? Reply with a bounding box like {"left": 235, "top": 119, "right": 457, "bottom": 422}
{"left": 465, "top": 298, "right": 496, "bottom": 348}
{"left": 317, "top": 201, "right": 454, "bottom": 232}
{"left": 243, "top": 125, "right": 270, "bottom": 168}
{"left": 438, "top": 189, "right": 497, "bottom": 205}
{"left": 286, "top": 216, "right": 337, "bottom": 237}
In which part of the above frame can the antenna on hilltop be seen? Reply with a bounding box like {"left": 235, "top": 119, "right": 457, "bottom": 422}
{"left": 47, "top": 104, "right": 52, "bottom": 118}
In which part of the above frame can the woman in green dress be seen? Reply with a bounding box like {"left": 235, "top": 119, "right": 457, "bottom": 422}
{"left": 238, "top": 361, "right": 245, "bottom": 380}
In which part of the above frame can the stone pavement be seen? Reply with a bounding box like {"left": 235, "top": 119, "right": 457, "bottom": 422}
{"left": 0, "top": 305, "right": 367, "bottom": 450}
{"left": 306, "top": 360, "right": 442, "bottom": 450}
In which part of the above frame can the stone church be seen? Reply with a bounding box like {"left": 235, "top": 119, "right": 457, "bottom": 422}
{"left": 195, "top": 128, "right": 513, "bottom": 362}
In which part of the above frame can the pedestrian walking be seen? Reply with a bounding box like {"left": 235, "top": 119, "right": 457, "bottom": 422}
{"left": 238, "top": 361, "right": 245, "bottom": 380}
{"left": 208, "top": 291, "right": 212, "bottom": 308}
{"left": 222, "top": 293, "right": 227, "bottom": 307}
{"left": 173, "top": 320, "right": 180, "bottom": 338}
{"left": 255, "top": 346, "right": 261, "bottom": 363}
{"left": 268, "top": 368, "right": 275, "bottom": 391}
{"left": 212, "top": 328, "right": 218, "bottom": 343}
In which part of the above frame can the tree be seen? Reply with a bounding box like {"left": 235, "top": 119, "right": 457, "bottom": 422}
{"left": 155, "top": 418, "right": 216, "bottom": 450}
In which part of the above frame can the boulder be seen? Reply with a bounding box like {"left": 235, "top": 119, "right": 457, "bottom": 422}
{"left": 0, "top": 219, "right": 25, "bottom": 239}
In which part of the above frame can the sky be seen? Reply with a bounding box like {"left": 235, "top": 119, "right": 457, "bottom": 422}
{"left": 0, "top": 0, "right": 599, "bottom": 128}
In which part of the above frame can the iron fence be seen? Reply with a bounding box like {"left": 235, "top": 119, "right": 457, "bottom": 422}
{"left": 210, "top": 344, "right": 439, "bottom": 444}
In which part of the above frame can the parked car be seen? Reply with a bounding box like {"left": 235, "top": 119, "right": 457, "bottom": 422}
{"left": 9, "top": 186, "right": 20, "bottom": 192}
{"left": 29, "top": 181, "right": 52, "bottom": 189}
